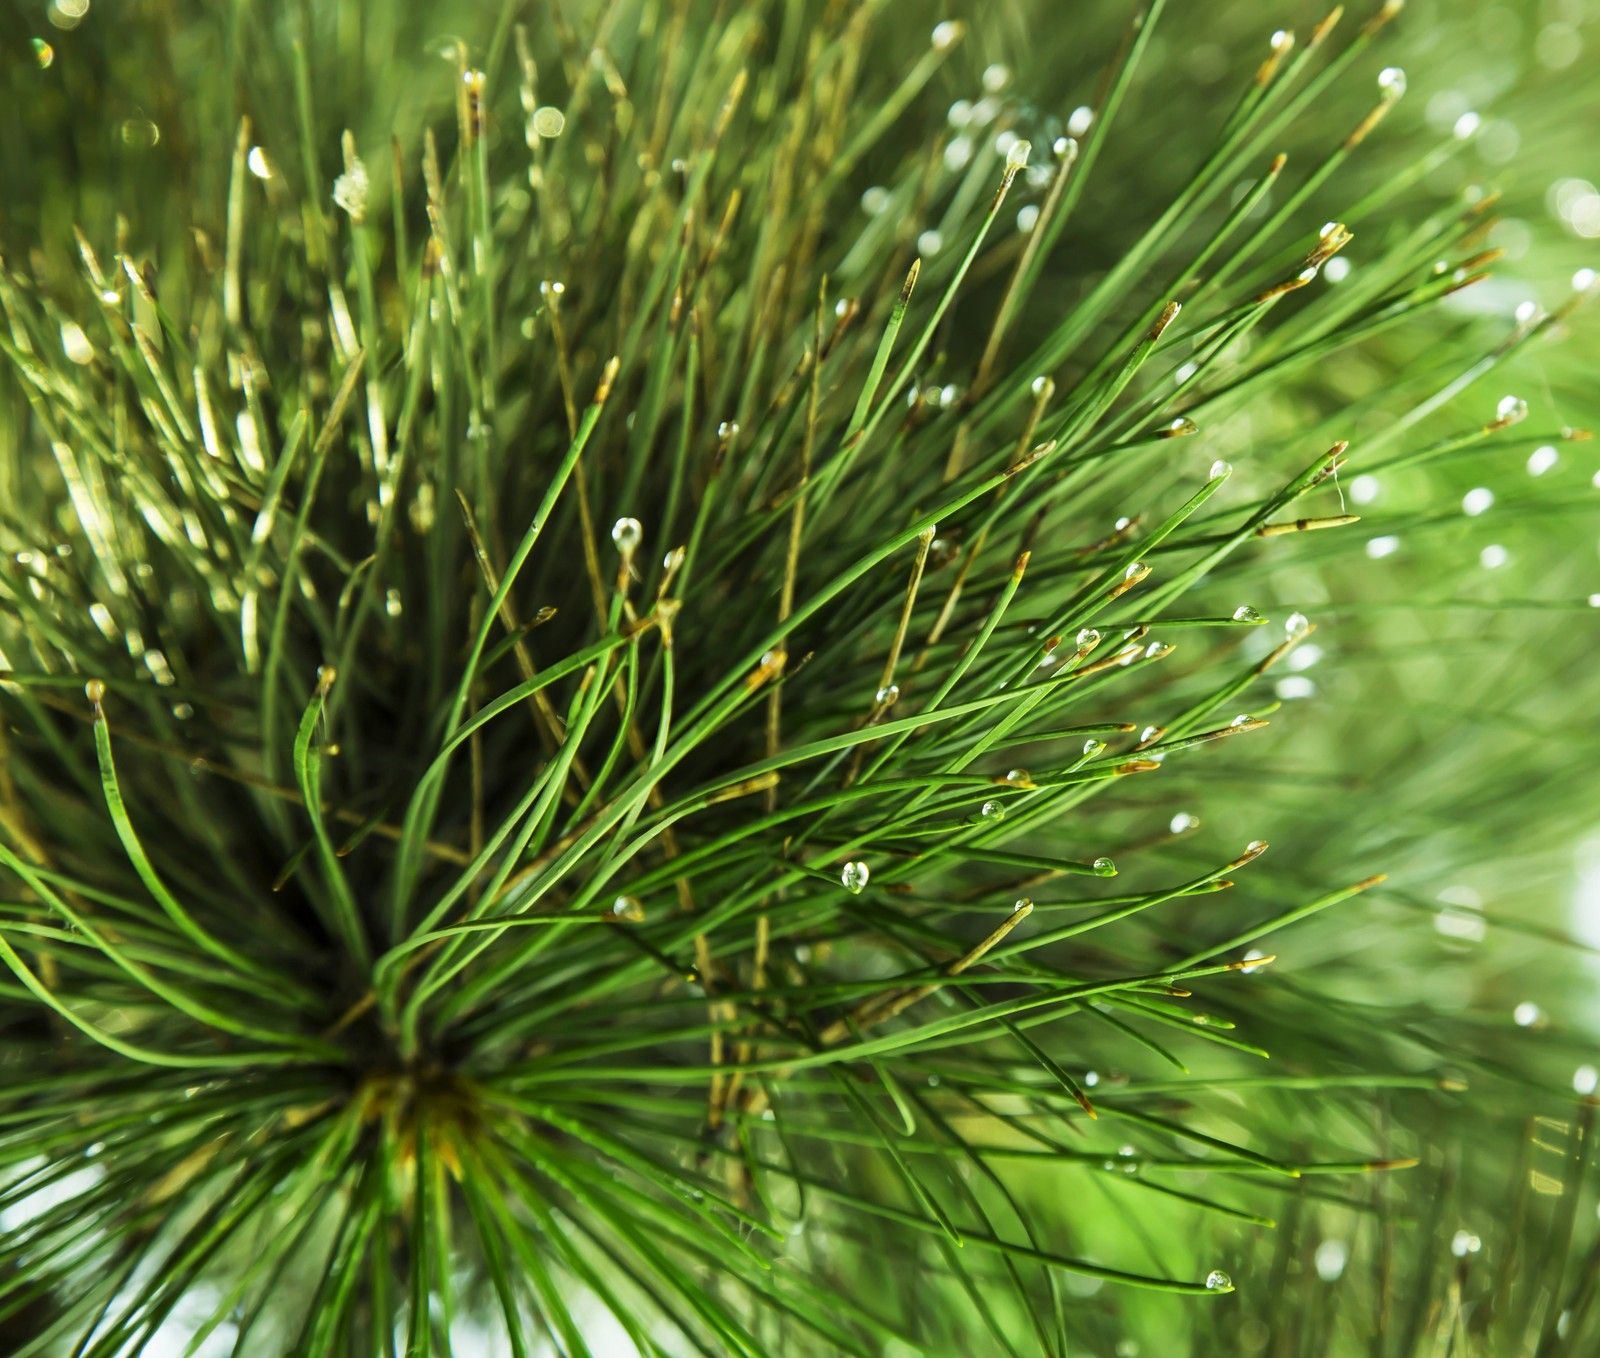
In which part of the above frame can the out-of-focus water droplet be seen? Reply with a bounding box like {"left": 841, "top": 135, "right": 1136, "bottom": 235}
{"left": 1574, "top": 1064, "right": 1598, "bottom": 1095}
{"left": 1239, "top": 948, "right": 1267, "bottom": 974}
{"left": 1005, "top": 138, "right": 1032, "bottom": 170}
{"left": 33, "top": 38, "right": 55, "bottom": 68}
{"left": 539, "top": 279, "right": 566, "bottom": 300}
{"left": 943, "top": 136, "right": 974, "bottom": 172}
{"left": 1377, "top": 66, "right": 1407, "bottom": 101}
{"left": 875, "top": 683, "right": 899, "bottom": 705}
{"left": 1514, "top": 1000, "right": 1543, "bottom": 1027}
{"left": 1170, "top": 812, "right": 1198, "bottom": 834}
{"left": 1527, "top": 445, "right": 1559, "bottom": 475}
{"left": 861, "top": 186, "right": 891, "bottom": 216}
{"left": 1031, "top": 375, "right": 1052, "bottom": 397}
{"left": 171, "top": 701, "right": 194, "bottom": 720}
{"left": 718, "top": 419, "right": 740, "bottom": 440}
{"left": 332, "top": 158, "right": 369, "bottom": 218}
{"left": 930, "top": 19, "right": 962, "bottom": 50}
{"left": 1204, "top": 1269, "right": 1232, "bottom": 1292}
{"left": 1453, "top": 110, "right": 1481, "bottom": 140}
{"left": 247, "top": 146, "right": 273, "bottom": 180}
{"left": 1462, "top": 487, "right": 1494, "bottom": 516}
{"left": 384, "top": 588, "right": 403, "bottom": 617}
{"left": 1315, "top": 1240, "right": 1349, "bottom": 1282}
{"left": 1479, "top": 544, "right": 1509, "bottom": 570}
{"left": 841, "top": 860, "right": 870, "bottom": 893}
{"left": 1232, "top": 604, "right": 1262, "bottom": 623}
{"left": 1450, "top": 1230, "right": 1481, "bottom": 1257}
{"left": 120, "top": 118, "right": 160, "bottom": 149}
{"left": 532, "top": 105, "right": 566, "bottom": 137}
{"left": 1366, "top": 535, "right": 1400, "bottom": 559}
{"left": 611, "top": 517, "right": 643, "bottom": 552}
{"left": 1349, "top": 474, "right": 1380, "bottom": 504}
{"left": 917, "top": 229, "right": 944, "bottom": 256}
{"left": 1573, "top": 267, "right": 1597, "bottom": 292}
{"left": 1209, "top": 459, "right": 1232, "bottom": 479}
{"left": 1285, "top": 611, "right": 1310, "bottom": 637}
{"left": 1497, "top": 394, "right": 1529, "bottom": 425}
{"left": 1324, "top": 256, "right": 1352, "bottom": 283}
{"left": 1067, "top": 105, "right": 1094, "bottom": 137}
{"left": 1016, "top": 204, "right": 1040, "bottom": 233}
{"left": 947, "top": 99, "right": 973, "bottom": 128}
{"left": 1053, "top": 135, "right": 1078, "bottom": 160}
{"left": 982, "top": 62, "right": 1010, "bottom": 92}
{"left": 60, "top": 320, "right": 94, "bottom": 366}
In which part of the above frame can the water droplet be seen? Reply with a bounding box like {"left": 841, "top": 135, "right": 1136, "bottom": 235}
{"left": 384, "top": 588, "right": 403, "bottom": 617}
{"left": 1139, "top": 725, "right": 1160, "bottom": 743}
{"left": 1209, "top": 459, "right": 1232, "bottom": 479}
{"left": 1030, "top": 375, "right": 1052, "bottom": 398}
{"left": 1377, "top": 66, "right": 1407, "bottom": 101}
{"left": 1246, "top": 839, "right": 1268, "bottom": 855}
{"left": 1479, "top": 544, "right": 1509, "bottom": 570}
{"left": 1005, "top": 138, "right": 1032, "bottom": 170}
{"left": 1015, "top": 204, "right": 1040, "bottom": 233}
{"left": 841, "top": 861, "right": 870, "bottom": 893}
{"left": 1170, "top": 812, "right": 1198, "bottom": 834}
{"left": 1348, "top": 474, "right": 1380, "bottom": 505}
{"left": 1163, "top": 416, "right": 1198, "bottom": 438}
{"left": 60, "top": 320, "right": 93, "bottom": 366}
{"left": 943, "top": 136, "right": 974, "bottom": 172}
{"left": 1122, "top": 561, "right": 1144, "bottom": 581}
{"left": 875, "top": 683, "right": 899, "bottom": 705}
{"left": 1450, "top": 1230, "right": 1481, "bottom": 1257}
{"left": 1496, "top": 394, "right": 1529, "bottom": 425}
{"left": 611, "top": 517, "right": 643, "bottom": 552}
{"left": 1575, "top": 1065, "right": 1598, "bottom": 1095}
{"left": 1067, "top": 105, "right": 1094, "bottom": 137}
{"left": 1053, "top": 135, "right": 1078, "bottom": 160}
{"left": 1093, "top": 856, "right": 1116, "bottom": 875}
{"left": 1527, "top": 445, "right": 1558, "bottom": 476}
{"left": 1462, "top": 487, "right": 1494, "bottom": 516}
{"left": 1076, "top": 627, "right": 1100, "bottom": 648}
{"left": 947, "top": 99, "right": 973, "bottom": 128}
{"left": 332, "top": 158, "right": 369, "bottom": 218}
{"left": 532, "top": 105, "right": 566, "bottom": 138}
{"left": 1143, "top": 641, "right": 1172, "bottom": 660}
{"left": 1365, "top": 535, "right": 1401, "bottom": 559}
{"left": 1204, "top": 1269, "right": 1232, "bottom": 1291}
{"left": 1324, "top": 256, "right": 1352, "bottom": 283}
{"left": 1277, "top": 675, "right": 1317, "bottom": 700}
{"left": 982, "top": 62, "right": 1010, "bottom": 92}
{"left": 1514, "top": 1000, "right": 1543, "bottom": 1027}
{"left": 1082, "top": 738, "right": 1105, "bottom": 757}
{"left": 1232, "top": 605, "right": 1263, "bottom": 623}
{"left": 1574, "top": 268, "right": 1598, "bottom": 292}
{"left": 247, "top": 146, "right": 273, "bottom": 180}
{"left": 1589, "top": 594, "right": 1600, "bottom": 609}
{"left": 1315, "top": 1240, "right": 1348, "bottom": 1282}
{"left": 33, "top": 37, "right": 54, "bottom": 68}
{"left": 1004, "top": 769, "right": 1027, "bottom": 784}
{"left": 1284, "top": 611, "right": 1310, "bottom": 637}
{"left": 1239, "top": 948, "right": 1267, "bottom": 974}
{"left": 1515, "top": 300, "right": 1540, "bottom": 326}
{"left": 917, "top": 229, "right": 944, "bottom": 256}
{"left": 980, "top": 800, "right": 1004, "bottom": 820}
{"left": 611, "top": 895, "right": 645, "bottom": 922}
{"left": 1453, "top": 111, "right": 1481, "bottom": 140}
{"left": 85, "top": 678, "right": 106, "bottom": 704}
{"left": 1011, "top": 897, "right": 1030, "bottom": 913}
{"left": 718, "top": 419, "right": 740, "bottom": 440}
{"left": 930, "top": 19, "right": 962, "bottom": 50}
{"left": 539, "top": 279, "right": 566, "bottom": 299}
{"left": 861, "top": 186, "right": 890, "bottom": 216}
{"left": 1230, "top": 713, "right": 1252, "bottom": 727}
{"left": 120, "top": 117, "right": 160, "bottom": 149}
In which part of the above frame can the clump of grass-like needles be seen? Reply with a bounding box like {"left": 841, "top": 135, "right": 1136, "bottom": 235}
{"left": 2, "top": 1, "right": 1598, "bottom": 1354}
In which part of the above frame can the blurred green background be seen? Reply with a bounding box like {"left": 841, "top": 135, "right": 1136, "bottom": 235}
{"left": 4, "top": 0, "right": 1600, "bottom": 1353}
